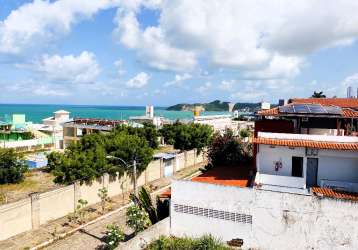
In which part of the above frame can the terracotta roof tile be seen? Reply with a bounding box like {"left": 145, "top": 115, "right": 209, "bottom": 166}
{"left": 191, "top": 166, "right": 251, "bottom": 187}
{"left": 342, "top": 108, "right": 358, "bottom": 118}
{"left": 257, "top": 107, "right": 279, "bottom": 116}
{"left": 253, "top": 137, "right": 358, "bottom": 151}
{"left": 312, "top": 187, "right": 358, "bottom": 201}
{"left": 290, "top": 98, "right": 358, "bottom": 108}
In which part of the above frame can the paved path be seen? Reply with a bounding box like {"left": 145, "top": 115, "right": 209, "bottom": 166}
{"left": 47, "top": 209, "right": 128, "bottom": 250}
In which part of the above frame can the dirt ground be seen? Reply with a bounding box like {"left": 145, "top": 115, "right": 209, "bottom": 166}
{"left": 0, "top": 169, "right": 60, "bottom": 204}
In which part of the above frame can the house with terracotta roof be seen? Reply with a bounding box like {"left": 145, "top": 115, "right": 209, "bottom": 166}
{"left": 254, "top": 98, "right": 358, "bottom": 195}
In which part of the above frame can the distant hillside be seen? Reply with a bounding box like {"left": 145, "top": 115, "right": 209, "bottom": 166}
{"left": 167, "top": 100, "right": 261, "bottom": 112}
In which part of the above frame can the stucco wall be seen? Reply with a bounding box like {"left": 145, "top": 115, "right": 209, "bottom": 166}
{"left": 0, "top": 198, "right": 32, "bottom": 241}
{"left": 257, "top": 145, "right": 305, "bottom": 176}
{"left": 0, "top": 150, "right": 205, "bottom": 241}
{"left": 39, "top": 185, "right": 74, "bottom": 224}
{"left": 170, "top": 180, "right": 358, "bottom": 250}
{"left": 257, "top": 144, "right": 358, "bottom": 185}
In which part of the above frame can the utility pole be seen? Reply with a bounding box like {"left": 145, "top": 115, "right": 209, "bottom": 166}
{"left": 133, "top": 159, "right": 137, "bottom": 196}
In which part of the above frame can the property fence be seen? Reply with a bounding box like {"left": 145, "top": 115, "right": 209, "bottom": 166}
{"left": 0, "top": 149, "right": 206, "bottom": 241}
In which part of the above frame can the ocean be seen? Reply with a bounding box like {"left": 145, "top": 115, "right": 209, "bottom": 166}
{"left": 0, "top": 104, "right": 230, "bottom": 123}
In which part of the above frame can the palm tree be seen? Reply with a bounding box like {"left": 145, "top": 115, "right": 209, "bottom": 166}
{"left": 311, "top": 91, "right": 326, "bottom": 98}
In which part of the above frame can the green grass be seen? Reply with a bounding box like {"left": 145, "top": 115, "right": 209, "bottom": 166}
{"left": 146, "top": 235, "right": 231, "bottom": 250}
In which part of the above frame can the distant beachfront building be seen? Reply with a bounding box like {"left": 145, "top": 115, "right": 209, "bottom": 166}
{"left": 193, "top": 114, "right": 236, "bottom": 134}
{"left": 0, "top": 114, "right": 54, "bottom": 151}
{"left": 129, "top": 105, "right": 165, "bottom": 128}
{"left": 33, "top": 110, "right": 71, "bottom": 149}
{"left": 62, "top": 118, "right": 127, "bottom": 149}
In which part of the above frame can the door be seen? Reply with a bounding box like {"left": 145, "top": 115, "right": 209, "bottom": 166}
{"left": 306, "top": 158, "right": 318, "bottom": 188}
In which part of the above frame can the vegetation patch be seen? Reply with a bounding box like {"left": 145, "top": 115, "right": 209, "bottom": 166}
{"left": 146, "top": 235, "right": 232, "bottom": 250}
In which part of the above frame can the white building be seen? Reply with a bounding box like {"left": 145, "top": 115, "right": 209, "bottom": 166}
{"left": 34, "top": 110, "right": 71, "bottom": 149}
{"left": 193, "top": 114, "right": 235, "bottom": 133}
{"left": 254, "top": 132, "right": 358, "bottom": 193}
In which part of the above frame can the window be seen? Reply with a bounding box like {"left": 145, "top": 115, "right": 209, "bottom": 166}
{"left": 292, "top": 156, "right": 303, "bottom": 177}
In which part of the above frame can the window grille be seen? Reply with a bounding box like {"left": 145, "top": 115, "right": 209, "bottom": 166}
{"left": 173, "top": 203, "right": 252, "bottom": 224}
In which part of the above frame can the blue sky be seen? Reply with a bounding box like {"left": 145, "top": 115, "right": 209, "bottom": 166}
{"left": 1, "top": 0, "right": 358, "bottom": 106}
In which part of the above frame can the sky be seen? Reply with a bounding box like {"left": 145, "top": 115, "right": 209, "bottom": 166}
{"left": 1, "top": 0, "right": 358, "bottom": 106}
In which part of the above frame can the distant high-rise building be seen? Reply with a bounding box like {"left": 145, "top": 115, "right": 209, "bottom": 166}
{"left": 228, "top": 103, "right": 235, "bottom": 112}
{"left": 347, "top": 86, "right": 353, "bottom": 98}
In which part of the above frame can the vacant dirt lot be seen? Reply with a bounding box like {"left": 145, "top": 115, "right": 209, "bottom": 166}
{"left": 0, "top": 170, "right": 60, "bottom": 204}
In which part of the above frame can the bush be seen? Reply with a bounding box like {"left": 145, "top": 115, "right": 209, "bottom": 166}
{"left": 208, "top": 129, "right": 252, "bottom": 167}
{"left": 126, "top": 204, "right": 151, "bottom": 234}
{"left": 104, "top": 223, "right": 125, "bottom": 250}
{"left": 146, "top": 235, "right": 231, "bottom": 250}
{"left": 0, "top": 148, "right": 28, "bottom": 184}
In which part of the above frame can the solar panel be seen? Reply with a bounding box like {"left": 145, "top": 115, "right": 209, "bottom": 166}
{"left": 324, "top": 106, "right": 342, "bottom": 115}
{"left": 278, "top": 105, "right": 294, "bottom": 113}
{"left": 307, "top": 104, "right": 325, "bottom": 113}
{"left": 278, "top": 103, "right": 343, "bottom": 115}
{"left": 293, "top": 104, "right": 309, "bottom": 113}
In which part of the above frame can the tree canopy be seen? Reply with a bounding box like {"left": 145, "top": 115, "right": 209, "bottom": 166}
{"left": 311, "top": 91, "right": 326, "bottom": 98}
{"left": 0, "top": 148, "right": 28, "bottom": 184}
{"left": 47, "top": 124, "right": 154, "bottom": 185}
{"left": 159, "top": 122, "right": 213, "bottom": 152}
{"left": 207, "top": 129, "right": 252, "bottom": 167}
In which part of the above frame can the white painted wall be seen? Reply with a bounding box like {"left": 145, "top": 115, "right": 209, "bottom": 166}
{"left": 257, "top": 144, "right": 358, "bottom": 189}
{"left": 318, "top": 157, "right": 358, "bottom": 183}
{"left": 170, "top": 180, "right": 358, "bottom": 250}
{"left": 257, "top": 145, "right": 305, "bottom": 177}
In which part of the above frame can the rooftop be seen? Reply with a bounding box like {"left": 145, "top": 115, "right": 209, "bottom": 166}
{"left": 254, "top": 137, "right": 358, "bottom": 151}
{"left": 191, "top": 166, "right": 252, "bottom": 187}
{"left": 312, "top": 187, "right": 358, "bottom": 202}
{"left": 290, "top": 98, "right": 358, "bottom": 109}
{"left": 257, "top": 105, "right": 358, "bottom": 118}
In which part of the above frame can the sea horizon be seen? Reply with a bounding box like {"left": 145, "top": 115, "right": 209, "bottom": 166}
{"left": 0, "top": 103, "right": 230, "bottom": 123}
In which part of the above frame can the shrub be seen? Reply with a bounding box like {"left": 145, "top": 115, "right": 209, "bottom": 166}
{"left": 126, "top": 204, "right": 151, "bottom": 234}
{"left": 98, "top": 187, "right": 110, "bottom": 213}
{"left": 0, "top": 148, "right": 28, "bottom": 184}
{"left": 104, "top": 223, "right": 125, "bottom": 250}
{"left": 208, "top": 129, "right": 252, "bottom": 167}
{"left": 146, "top": 235, "right": 231, "bottom": 250}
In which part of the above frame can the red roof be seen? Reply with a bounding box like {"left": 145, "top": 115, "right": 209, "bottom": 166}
{"left": 253, "top": 137, "right": 358, "bottom": 151}
{"left": 290, "top": 98, "right": 358, "bottom": 108}
{"left": 191, "top": 166, "right": 251, "bottom": 187}
{"left": 312, "top": 187, "right": 358, "bottom": 201}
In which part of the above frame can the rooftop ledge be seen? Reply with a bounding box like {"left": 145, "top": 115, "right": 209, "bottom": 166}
{"left": 257, "top": 132, "right": 358, "bottom": 143}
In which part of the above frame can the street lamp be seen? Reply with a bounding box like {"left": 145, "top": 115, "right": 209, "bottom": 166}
{"left": 106, "top": 155, "right": 138, "bottom": 196}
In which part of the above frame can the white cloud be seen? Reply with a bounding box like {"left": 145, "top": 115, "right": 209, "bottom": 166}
{"left": 33, "top": 51, "right": 100, "bottom": 84}
{"left": 114, "top": 0, "right": 358, "bottom": 79}
{"left": 33, "top": 85, "right": 70, "bottom": 97}
{"left": 0, "top": 0, "right": 118, "bottom": 54}
{"left": 114, "top": 59, "right": 126, "bottom": 75}
{"left": 113, "top": 10, "right": 196, "bottom": 72}
{"left": 219, "top": 80, "right": 235, "bottom": 91}
{"left": 164, "top": 73, "right": 191, "bottom": 87}
{"left": 196, "top": 82, "right": 212, "bottom": 93}
{"left": 126, "top": 72, "right": 150, "bottom": 88}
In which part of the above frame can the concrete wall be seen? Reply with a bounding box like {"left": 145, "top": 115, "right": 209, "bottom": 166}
{"left": 0, "top": 150, "right": 205, "bottom": 241}
{"left": 0, "top": 198, "right": 32, "bottom": 240}
{"left": 170, "top": 180, "right": 358, "bottom": 250}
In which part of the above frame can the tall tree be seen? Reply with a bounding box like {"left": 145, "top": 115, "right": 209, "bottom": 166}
{"left": 0, "top": 148, "right": 28, "bottom": 184}
{"left": 311, "top": 91, "right": 326, "bottom": 98}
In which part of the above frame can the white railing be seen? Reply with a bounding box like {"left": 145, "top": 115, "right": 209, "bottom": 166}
{"left": 256, "top": 173, "right": 306, "bottom": 189}
{"left": 258, "top": 132, "right": 358, "bottom": 143}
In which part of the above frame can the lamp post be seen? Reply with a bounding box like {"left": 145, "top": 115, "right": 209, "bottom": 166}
{"left": 107, "top": 155, "right": 138, "bottom": 196}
